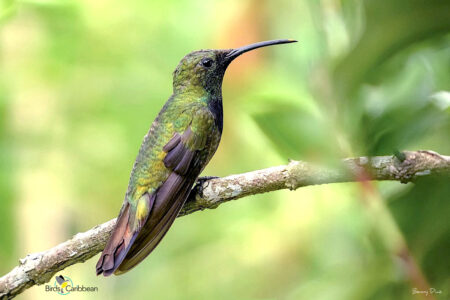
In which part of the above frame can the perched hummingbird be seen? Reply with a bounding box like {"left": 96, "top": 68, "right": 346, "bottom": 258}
{"left": 96, "top": 39, "right": 297, "bottom": 276}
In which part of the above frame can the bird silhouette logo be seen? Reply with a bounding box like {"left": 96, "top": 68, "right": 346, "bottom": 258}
{"left": 54, "top": 275, "right": 73, "bottom": 295}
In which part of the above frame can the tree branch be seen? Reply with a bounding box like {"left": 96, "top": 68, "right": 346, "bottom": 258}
{"left": 1, "top": 150, "right": 449, "bottom": 299}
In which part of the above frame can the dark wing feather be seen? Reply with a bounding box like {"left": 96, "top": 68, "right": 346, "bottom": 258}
{"left": 114, "top": 128, "right": 203, "bottom": 275}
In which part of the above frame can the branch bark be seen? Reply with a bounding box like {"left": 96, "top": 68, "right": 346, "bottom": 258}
{"left": 1, "top": 150, "right": 449, "bottom": 299}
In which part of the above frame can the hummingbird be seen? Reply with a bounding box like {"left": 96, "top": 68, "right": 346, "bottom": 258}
{"left": 96, "top": 39, "right": 297, "bottom": 276}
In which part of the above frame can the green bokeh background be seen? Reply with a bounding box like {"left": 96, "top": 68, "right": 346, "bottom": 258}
{"left": 0, "top": 0, "right": 449, "bottom": 299}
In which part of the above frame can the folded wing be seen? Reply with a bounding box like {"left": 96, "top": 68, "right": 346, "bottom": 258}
{"left": 96, "top": 107, "right": 214, "bottom": 276}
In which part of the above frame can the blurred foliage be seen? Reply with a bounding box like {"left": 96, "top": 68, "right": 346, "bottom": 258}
{"left": 0, "top": 0, "right": 449, "bottom": 299}
{"left": 0, "top": 80, "right": 15, "bottom": 264}
{"left": 0, "top": 0, "right": 15, "bottom": 22}
{"left": 389, "top": 176, "right": 450, "bottom": 287}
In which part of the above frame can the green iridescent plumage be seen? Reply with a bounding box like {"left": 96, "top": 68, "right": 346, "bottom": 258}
{"left": 96, "top": 39, "right": 297, "bottom": 276}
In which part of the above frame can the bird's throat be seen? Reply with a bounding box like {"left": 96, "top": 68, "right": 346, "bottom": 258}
{"left": 207, "top": 95, "right": 223, "bottom": 133}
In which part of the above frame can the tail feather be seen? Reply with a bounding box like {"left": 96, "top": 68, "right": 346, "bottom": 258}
{"left": 96, "top": 193, "right": 154, "bottom": 276}
{"left": 114, "top": 179, "right": 192, "bottom": 274}
{"left": 96, "top": 203, "right": 130, "bottom": 275}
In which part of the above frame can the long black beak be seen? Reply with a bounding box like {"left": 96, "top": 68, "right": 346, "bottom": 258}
{"left": 225, "top": 39, "right": 297, "bottom": 63}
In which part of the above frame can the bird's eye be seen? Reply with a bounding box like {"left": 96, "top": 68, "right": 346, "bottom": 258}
{"left": 201, "top": 58, "right": 213, "bottom": 68}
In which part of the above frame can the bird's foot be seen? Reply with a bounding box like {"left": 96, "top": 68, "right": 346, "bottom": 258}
{"left": 194, "top": 176, "right": 219, "bottom": 195}
{"left": 186, "top": 176, "right": 219, "bottom": 204}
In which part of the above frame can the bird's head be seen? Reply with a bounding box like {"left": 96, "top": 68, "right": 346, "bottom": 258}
{"left": 172, "top": 39, "right": 297, "bottom": 95}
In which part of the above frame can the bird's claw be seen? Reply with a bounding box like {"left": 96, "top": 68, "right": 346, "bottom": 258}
{"left": 186, "top": 176, "right": 219, "bottom": 204}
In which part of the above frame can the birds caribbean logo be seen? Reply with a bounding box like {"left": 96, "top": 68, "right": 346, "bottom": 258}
{"left": 96, "top": 39, "right": 297, "bottom": 277}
